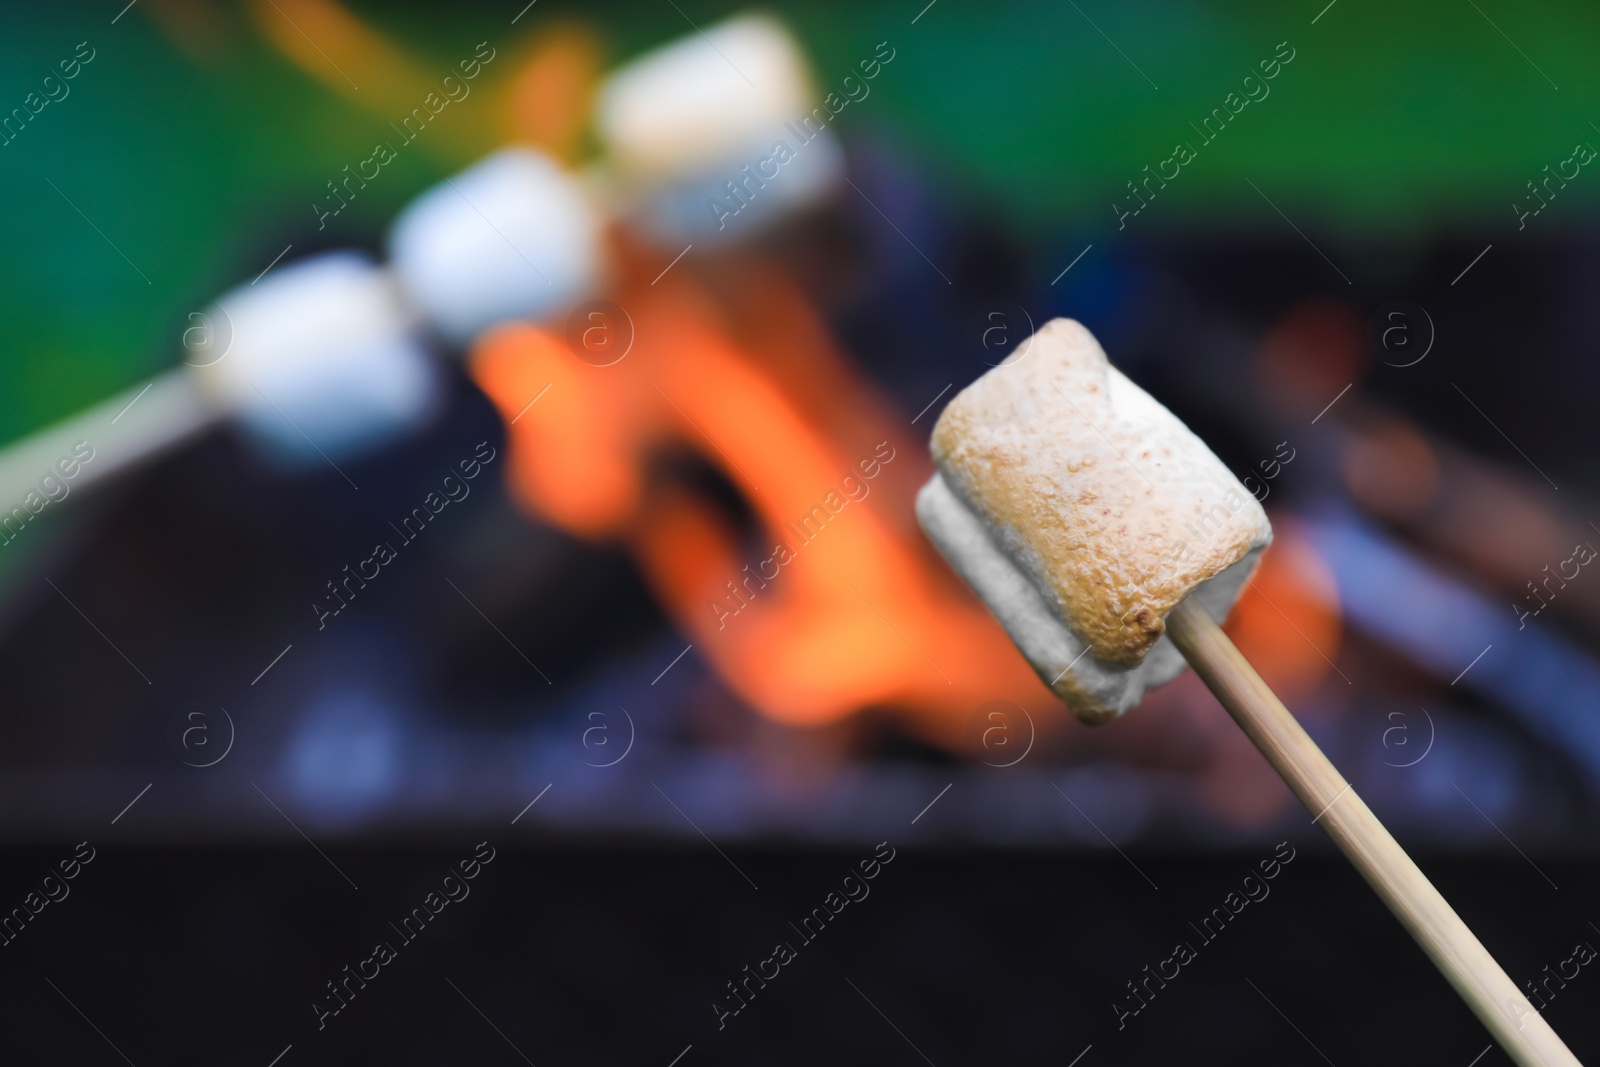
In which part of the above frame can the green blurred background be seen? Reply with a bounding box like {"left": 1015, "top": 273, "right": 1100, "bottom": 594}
{"left": 2, "top": 0, "right": 1595, "bottom": 441}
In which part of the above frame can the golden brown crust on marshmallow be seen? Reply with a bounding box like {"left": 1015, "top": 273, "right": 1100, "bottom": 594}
{"left": 930, "top": 318, "right": 1271, "bottom": 667}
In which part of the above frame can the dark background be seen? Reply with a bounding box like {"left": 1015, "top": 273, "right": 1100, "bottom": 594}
{"left": 6, "top": 847, "right": 1598, "bottom": 1065}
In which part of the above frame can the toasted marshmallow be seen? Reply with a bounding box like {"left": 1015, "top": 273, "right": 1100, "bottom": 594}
{"left": 916, "top": 319, "right": 1271, "bottom": 723}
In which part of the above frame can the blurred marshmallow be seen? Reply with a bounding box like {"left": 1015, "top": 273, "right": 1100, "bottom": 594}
{"left": 600, "top": 14, "right": 812, "bottom": 180}
{"left": 192, "top": 253, "right": 439, "bottom": 468}
{"left": 597, "top": 13, "right": 843, "bottom": 243}
{"left": 388, "top": 148, "right": 602, "bottom": 346}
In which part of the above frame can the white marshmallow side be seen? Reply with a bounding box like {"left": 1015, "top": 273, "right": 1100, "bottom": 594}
{"left": 388, "top": 148, "right": 602, "bottom": 346}
{"left": 192, "top": 252, "right": 439, "bottom": 468}
{"left": 917, "top": 471, "right": 1265, "bottom": 723}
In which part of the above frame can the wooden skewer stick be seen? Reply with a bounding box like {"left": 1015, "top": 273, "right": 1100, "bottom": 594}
{"left": 1166, "top": 597, "right": 1580, "bottom": 1067}
{"left": 0, "top": 370, "right": 219, "bottom": 509}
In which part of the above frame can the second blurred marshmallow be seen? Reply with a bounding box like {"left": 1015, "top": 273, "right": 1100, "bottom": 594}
{"left": 388, "top": 148, "right": 603, "bottom": 347}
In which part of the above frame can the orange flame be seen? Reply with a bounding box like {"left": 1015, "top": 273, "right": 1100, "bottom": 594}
{"left": 470, "top": 247, "right": 1052, "bottom": 749}
{"left": 243, "top": 3, "right": 1347, "bottom": 770}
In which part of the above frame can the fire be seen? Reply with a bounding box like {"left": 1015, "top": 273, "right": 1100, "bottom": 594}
{"left": 239, "top": 2, "right": 1346, "bottom": 763}
{"left": 471, "top": 244, "right": 1052, "bottom": 748}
